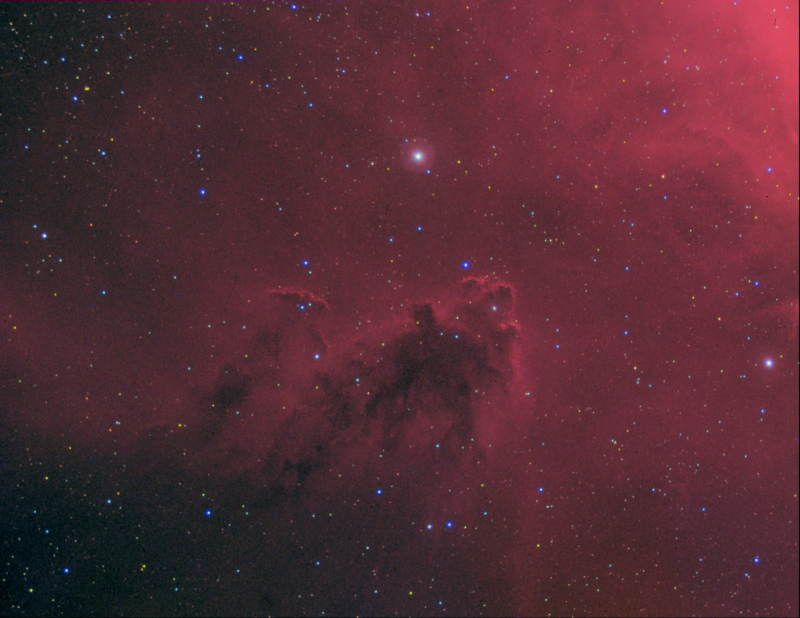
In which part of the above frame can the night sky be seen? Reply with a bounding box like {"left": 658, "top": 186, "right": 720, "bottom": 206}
{"left": 1, "top": 2, "right": 798, "bottom": 617}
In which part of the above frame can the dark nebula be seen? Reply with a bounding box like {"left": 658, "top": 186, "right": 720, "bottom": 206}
{"left": 1, "top": 2, "right": 797, "bottom": 617}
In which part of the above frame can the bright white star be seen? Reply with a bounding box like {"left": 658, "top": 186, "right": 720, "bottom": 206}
{"left": 400, "top": 139, "right": 434, "bottom": 172}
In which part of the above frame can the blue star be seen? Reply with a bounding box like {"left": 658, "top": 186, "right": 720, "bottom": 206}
{"left": 199, "top": 188, "right": 206, "bottom": 196}
{"left": 205, "top": 509, "right": 213, "bottom": 517}
{"left": 462, "top": 261, "right": 470, "bottom": 269}
{"left": 661, "top": 108, "right": 668, "bottom": 114}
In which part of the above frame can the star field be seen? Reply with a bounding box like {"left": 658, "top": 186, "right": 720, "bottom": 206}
{"left": 0, "top": 2, "right": 798, "bottom": 617}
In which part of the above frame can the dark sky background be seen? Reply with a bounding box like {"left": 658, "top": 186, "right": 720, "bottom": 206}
{"left": 1, "top": 2, "right": 798, "bottom": 616}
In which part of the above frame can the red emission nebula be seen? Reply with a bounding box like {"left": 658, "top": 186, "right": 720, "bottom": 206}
{"left": 0, "top": 2, "right": 798, "bottom": 617}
